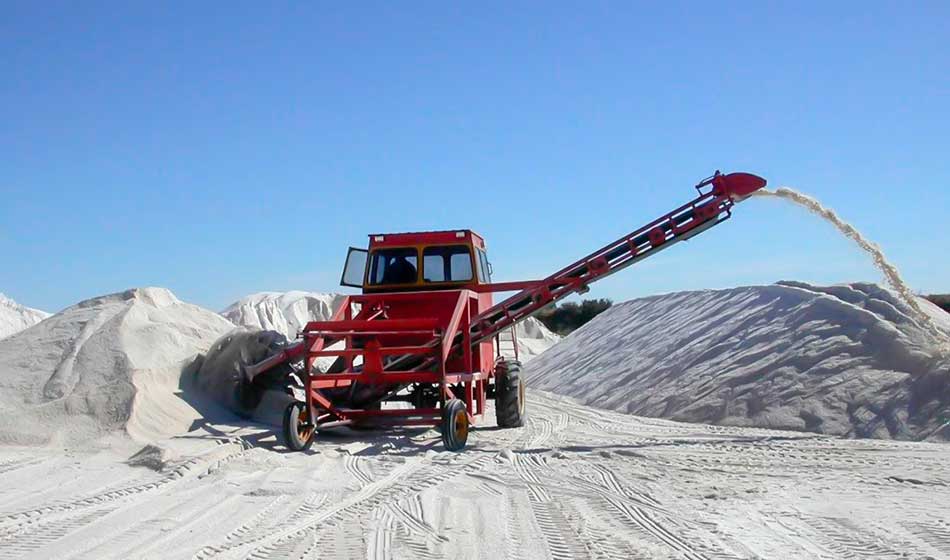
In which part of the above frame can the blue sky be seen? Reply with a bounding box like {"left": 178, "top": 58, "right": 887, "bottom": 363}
{"left": 2, "top": 2, "right": 948, "bottom": 313}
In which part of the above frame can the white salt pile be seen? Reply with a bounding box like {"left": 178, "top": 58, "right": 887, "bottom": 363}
{"left": 222, "top": 290, "right": 561, "bottom": 362}
{"left": 0, "top": 293, "right": 50, "bottom": 340}
{"left": 752, "top": 187, "right": 949, "bottom": 355}
{"left": 222, "top": 291, "right": 345, "bottom": 339}
{"left": 526, "top": 282, "right": 950, "bottom": 441}
{"left": 0, "top": 288, "right": 235, "bottom": 447}
{"left": 508, "top": 316, "right": 561, "bottom": 362}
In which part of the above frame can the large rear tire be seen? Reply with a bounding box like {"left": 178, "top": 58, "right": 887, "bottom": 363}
{"left": 441, "top": 399, "right": 469, "bottom": 452}
{"left": 495, "top": 360, "right": 526, "bottom": 428}
{"left": 283, "top": 401, "right": 314, "bottom": 451}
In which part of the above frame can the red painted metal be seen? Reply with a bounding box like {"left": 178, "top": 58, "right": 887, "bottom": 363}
{"left": 471, "top": 280, "right": 542, "bottom": 293}
{"left": 710, "top": 172, "right": 768, "bottom": 199}
{"left": 461, "top": 171, "right": 767, "bottom": 347}
{"left": 305, "top": 318, "right": 441, "bottom": 333}
{"left": 368, "top": 230, "right": 487, "bottom": 250}
{"left": 250, "top": 170, "right": 765, "bottom": 441}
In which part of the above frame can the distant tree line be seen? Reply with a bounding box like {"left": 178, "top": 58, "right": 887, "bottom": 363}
{"left": 926, "top": 294, "right": 950, "bottom": 314}
{"left": 535, "top": 298, "right": 612, "bottom": 336}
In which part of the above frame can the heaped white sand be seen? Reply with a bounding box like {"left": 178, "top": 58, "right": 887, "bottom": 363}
{"left": 222, "top": 290, "right": 560, "bottom": 362}
{"left": 222, "top": 291, "right": 346, "bottom": 339}
{"left": 527, "top": 282, "right": 950, "bottom": 441}
{"left": 510, "top": 316, "right": 561, "bottom": 362}
{"left": 753, "top": 188, "right": 950, "bottom": 351}
{"left": 0, "top": 288, "right": 235, "bottom": 448}
{"left": 2, "top": 285, "right": 950, "bottom": 559}
{"left": 0, "top": 293, "right": 49, "bottom": 341}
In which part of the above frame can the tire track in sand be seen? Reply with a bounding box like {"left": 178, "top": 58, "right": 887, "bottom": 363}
{"left": 0, "top": 457, "right": 47, "bottom": 476}
{"left": 197, "top": 493, "right": 328, "bottom": 560}
{"left": 376, "top": 494, "right": 447, "bottom": 560}
{"left": 570, "top": 463, "right": 740, "bottom": 560}
{"left": 68, "top": 490, "right": 272, "bottom": 559}
{"left": 228, "top": 455, "right": 493, "bottom": 559}
{"left": 344, "top": 454, "right": 373, "bottom": 486}
{"left": 513, "top": 449, "right": 739, "bottom": 560}
{"left": 388, "top": 494, "right": 447, "bottom": 545}
{"left": 367, "top": 507, "right": 397, "bottom": 560}
{"left": 796, "top": 515, "right": 915, "bottom": 559}
{"left": 304, "top": 456, "right": 493, "bottom": 560}
{"left": 0, "top": 505, "right": 120, "bottom": 559}
{"left": 0, "top": 442, "right": 247, "bottom": 560}
{"left": 0, "top": 440, "right": 248, "bottom": 527}
{"left": 900, "top": 519, "right": 950, "bottom": 556}
{"left": 501, "top": 487, "right": 530, "bottom": 560}
{"left": 506, "top": 453, "right": 599, "bottom": 559}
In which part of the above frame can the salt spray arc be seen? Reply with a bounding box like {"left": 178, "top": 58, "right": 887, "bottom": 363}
{"left": 752, "top": 187, "right": 948, "bottom": 355}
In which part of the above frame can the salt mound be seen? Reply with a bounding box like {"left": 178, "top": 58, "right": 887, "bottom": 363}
{"left": 526, "top": 282, "right": 950, "bottom": 441}
{"left": 510, "top": 317, "right": 561, "bottom": 362}
{"left": 0, "top": 293, "right": 50, "bottom": 340}
{"left": 752, "top": 188, "right": 949, "bottom": 349}
{"left": 223, "top": 290, "right": 560, "bottom": 362}
{"left": 222, "top": 291, "right": 345, "bottom": 339}
{"left": 0, "top": 287, "right": 235, "bottom": 447}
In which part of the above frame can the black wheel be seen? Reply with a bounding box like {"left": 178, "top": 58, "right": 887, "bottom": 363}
{"left": 283, "top": 401, "right": 314, "bottom": 451}
{"left": 495, "top": 360, "right": 526, "bottom": 428}
{"left": 196, "top": 329, "right": 297, "bottom": 419}
{"left": 441, "top": 399, "right": 469, "bottom": 451}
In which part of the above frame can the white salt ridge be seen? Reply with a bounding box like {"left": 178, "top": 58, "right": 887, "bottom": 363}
{"left": 222, "top": 290, "right": 560, "bottom": 362}
{"left": 508, "top": 315, "right": 561, "bottom": 362}
{"left": 526, "top": 282, "right": 950, "bottom": 440}
{"left": 0, "top": 287, "right": 235, "bottom": 447}
{"left": 752, "top": 187, "right": 949, "bottom": 354}
{"left": 0, "top": 293, "right": 50, "bottom": 340}
{"left": 222, "top": 291, "right": 346, "bottom": 340}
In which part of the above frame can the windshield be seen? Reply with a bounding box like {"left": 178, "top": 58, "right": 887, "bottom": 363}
{"left": 423, "top": 245, "right": 473, "bottom": 283}
{"left": 368, "top": 248, "right": 418, "bottom": 285}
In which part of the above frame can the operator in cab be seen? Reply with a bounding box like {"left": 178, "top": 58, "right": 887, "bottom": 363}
{"left": 382, "top": 255, "right": 417, "bottom": 284}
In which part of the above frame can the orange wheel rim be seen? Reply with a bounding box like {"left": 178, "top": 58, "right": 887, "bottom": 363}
{"left": 454, "top": 409, "right": 468, "bottom": 440}
{"left": 298, "top": 408, "right": 313, "bottom": 440}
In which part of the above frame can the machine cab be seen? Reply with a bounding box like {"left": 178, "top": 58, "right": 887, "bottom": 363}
{"left": 340, "top": 230, "right": 492, "bottom": 293}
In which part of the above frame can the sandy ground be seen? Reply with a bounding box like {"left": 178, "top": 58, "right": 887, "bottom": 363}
{"left": 1, "top": 390, "right": 948, "bottom": 560}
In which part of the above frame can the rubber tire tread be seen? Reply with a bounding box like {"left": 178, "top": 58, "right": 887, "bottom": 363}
{"left": 283, "top": 401, "right": 314, "bottom": 451}
{"left": 441, "top": 399, "right": 469, "bottom": 452}
{"left": 495, "top": 360, "right": 526, "bottom": 428}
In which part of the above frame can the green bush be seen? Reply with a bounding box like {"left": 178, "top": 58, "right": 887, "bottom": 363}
{"left": 535, "top": 298, "right": 612, "bottom": 335}
{"left": 926, "top": 294, "right": 950, "bottom": 314}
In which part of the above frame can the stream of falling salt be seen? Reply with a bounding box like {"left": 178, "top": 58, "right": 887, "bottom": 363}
{"left": 750, "top": 187, "right": 948, "bottom": 353}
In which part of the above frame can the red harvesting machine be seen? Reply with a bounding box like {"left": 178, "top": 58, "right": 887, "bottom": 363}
{"left": 244, "top": 171, "right": 767, "bottom": 451}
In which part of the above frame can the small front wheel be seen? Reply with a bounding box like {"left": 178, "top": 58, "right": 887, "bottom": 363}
{"left": 283, "top": 401, "right": 314, "bottom": 451}
{"left": 441, "top": 399, "right": 469, "bottom": 452}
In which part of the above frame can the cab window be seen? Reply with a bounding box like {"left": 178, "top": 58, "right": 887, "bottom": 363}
{"left": 368, "top": 248, "right": 418, "bottom": 285}
{"left": 340, "top": 247, "right": 368, "bottom": 287}
{"left": 423, "top": 245, "right": 473, "bottom": 283}
{"left": 476, "top": 248, "right": 491, "bottom": 282}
